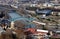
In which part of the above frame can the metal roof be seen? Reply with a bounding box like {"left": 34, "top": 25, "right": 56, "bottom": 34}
{"left": 8, "top": 12, "right": 21, "bottom": 19}
{"left": 36, "top": 9, "right": 52, "bottom": 14}
{"left": 8, "top": 12, "right": 35, "bottom": 22}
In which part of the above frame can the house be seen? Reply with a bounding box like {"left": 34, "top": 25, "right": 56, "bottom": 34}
{"left": 36, "top": 9, "right": 52, "bottom": 18}
{"left": 7, "top": 11, "right": 22, "bottom": 21}
{"left": 58, "top": 12, "right": 60, "bottom": 15}
{"left": 51, "top": 30, "right": 60, "bottom": 38}
{"left": 43, "top": 3, "right": 53, "bottom": 7}
{"left": 18, "top": 0, "right": 30, "bottom": 3}
{"left": 32, "top": 21, "right": 46, "bottom": 25}
{"left": 36, "top": 9, "right": 52, "bottom": 16}
{"left": 25, "top": 29, "right": 49, "bottom": 39}
{"left": 0, "top": 26, "right": 5, "bottom": 35}
{"left": 11, "top": 4, "right": 19, "bottom": 8}
{"left": 37, "top": 29, "right": 48, "bottom": 35}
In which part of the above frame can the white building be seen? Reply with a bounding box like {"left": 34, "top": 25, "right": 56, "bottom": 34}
{"left": 43, "top": 3, "right": 53, "bottom": 7}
